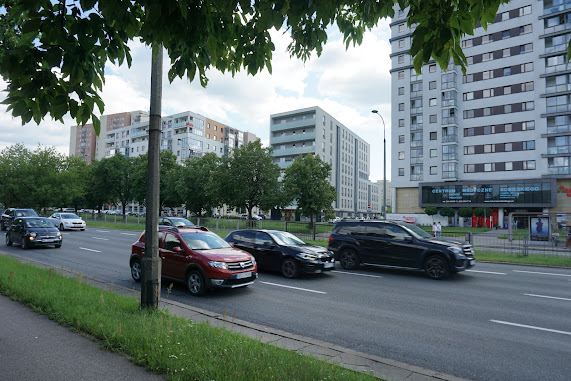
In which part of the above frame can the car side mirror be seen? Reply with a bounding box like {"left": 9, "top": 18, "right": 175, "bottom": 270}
{"left": 404, "top": 236, "right": 413, "bottom": 242}
{"left": 173, "top": 246, "right": 183, "bottom": 252}
{"left": 228, "top": 242, "right": 234, "bottom": 247}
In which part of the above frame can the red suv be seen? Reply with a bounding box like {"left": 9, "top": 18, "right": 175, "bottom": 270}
{"left": 130, "top": 226, "right": 257, "bottom": 296}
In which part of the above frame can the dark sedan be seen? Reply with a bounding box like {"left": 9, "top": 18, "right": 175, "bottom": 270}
{"left": 6, "top": 217, "right": 62, "bottom": 249}
{"left": 225, "top": 229, "right": 335, "bottom": 278}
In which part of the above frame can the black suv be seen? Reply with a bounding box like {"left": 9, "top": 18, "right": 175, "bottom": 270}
{"left": 328, "top": 220, "right": 475, "bottom": 280}
{"left": 1, "top": 208, "right": 39, "bottom": 231}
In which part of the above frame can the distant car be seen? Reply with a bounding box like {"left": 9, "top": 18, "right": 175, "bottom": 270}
{"left": 6, "top": 216, "right": 62, "bottom": 249}
{"left": 225, "top": 229, "right": 335, "bottom": 278}
{"left": 48, "top": 213, "right": 86, "bottom": 231}
{"left": 1, "top": 208, "right": 39, "bottom": 231}
{"left": 158, "top": 216, "right": 194, "bottom": 228}
{"left": 130, "top": 226, "right": 257, "bottom": 296}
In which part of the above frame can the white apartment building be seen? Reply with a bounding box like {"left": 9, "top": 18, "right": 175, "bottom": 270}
{"left": 270, "top": 106, "right": 382, "bottom": 218}
{"left": 390, "top": 0, "right": 571, "bottom": 226}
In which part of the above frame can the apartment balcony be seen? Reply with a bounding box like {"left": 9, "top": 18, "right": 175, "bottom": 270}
{"left": 410, "top": 157, "right": 424, "bottom": 164}
{"left": 271, "top": 118, "right": 315, "bottom": 132}
{"left": 545, "top": 62, "right": 571, "bottom": 74}
{"left": 547, "top": 146, "right": 571, "bottom": 154}
{"left": 273, "top": 145, "right": 315, "bottom": 156}
{"left": 548, "top": 166, "right": 571, "bottom": 175}
{"left": 442, "top": 135, "right": 458, "bottom": 143}
{"left": 547, "top": 104, "right": 571, "bottom": 113}
{"left": 442, "top": 81, "right": 457, "bottom": 90}
{"left": 131, "top": 129, "right": 148, "bottom": 138}
{"left": 544, "top": 22, "right": 571, "bottom": 35}
{"left": 410, "top": 140, "right": 424, "bottom": 147}
{"left": 545, "top": 84, "right": 571, "bottom": 94}
{"left": 410, "top": 91, "right": 423, "bottom": 98}
{"left": 545, "top": 125, "right": 571, "bottom": 134}
{"left": 410, "top": 107, "right": 423, "bottom": 114}
{"left": 410, "top": 124, "right": 423, "bottom": 131}
{"left": 410, "top": 174, "right": 423, "bottom": 181}
{"left": 442, "top": 99, "right": 456, "bottom": 107}
{"left": 271, "top": 131, "right": 316, "bottom": 145}
{"left": 442, "top": 171, "right": 458, "bottom": 180}
{"left": 442, "top": 153, "right": 458, "bottom": 161}
{"left": 442, "top": 116, "right": 457, "bottom": 125}
{"left": 544, "top": 3, "right": 571, "bottom": 15}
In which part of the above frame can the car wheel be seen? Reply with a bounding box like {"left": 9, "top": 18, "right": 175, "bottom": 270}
{"left": 0, "top": 222, "right": 5, "bottom": 231}
{"left": 80, "top": 228, "right": 85, "bottom": 231}
{"left": 130, "top": 258, "right": 142, "bottom": 282}
{"left": 339, "top": 248, "right": 360, "bottom": 270}
{"left": 186, "top": 270, "right": 206, "bottom": 296}
{"left": 424, "top": 255, "right": 450, "bottom": 280}
{"left": 6, "top": 234, "right": 12, "bottom": 246}
{"left": 21, "top": 237, "right": 30, "bottom": 250}
{"left": 281, "top": 258, "right": 299, "bottom": 278}
{"left": 59, "top": 223, "right": 65, "bottom": 231}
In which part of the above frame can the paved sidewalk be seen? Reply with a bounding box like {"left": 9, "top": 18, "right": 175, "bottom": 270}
{"left": 1, "top": 259, "right": 470, "bottom": 381}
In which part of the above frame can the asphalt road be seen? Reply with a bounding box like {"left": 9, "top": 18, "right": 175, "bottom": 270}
{"left": 2, "top": 227, "right": 570, "bottom": 381}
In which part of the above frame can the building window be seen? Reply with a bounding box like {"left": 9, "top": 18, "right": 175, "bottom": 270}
{"left": 505, "top": 143, "right": 512, "bottom": 152}
{"left": 398, "top": 151, "right": 405, "bottom": 160}
{"left": 505, "top": 162, "right": 513, "bottom": 171}
{"left": 399, "top": 103, "right": 405, "bottom": 111}
{"left": 398, "top": 39, "right": 405, "bottom": 48}
{"left": 465, "top": 164, "right": 475, "bottom": 173}
{"left": 399, "top": 119, "right": 405, "bottom": 127}
{"left": 398, "top": 55, "right": 405, "bottom": 64}
{"left": 430, "top": 114, "right": 437, "bottom": 123}
{"left": 430, "top": 166, "right": 437, "bottom": 175}
{"left": 430, "top": 131, "right": 437, "bottom": 140}
{"left": 429, "top": 81, "right": 437, "bottom": 90}
{"left": 429, "top": 64, "right": 436, "bottom": 73}
{"left": 398, "top": 71, "right": 405, "bottom": 79}
{"left": 398, "top": 168, "right": 405, "bottom": 176}
{"left": 398, "top": 23, "right": 405, "bottom": 32}
{"left": 523, "top": 160, "right": 535, "bottom": 170}
{"left": 399, "top": 135, "right": 405, "bottom": 143}
{"left": 429, "top": 98, "right": 437, "bottom": 106}
{"left": 398, "top": 87, "right": 405, "bottom": 95}
{"left": 430, "top": 149, "right": 437, "bottom": 157}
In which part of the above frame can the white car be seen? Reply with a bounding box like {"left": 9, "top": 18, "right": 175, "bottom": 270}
{"left": 48, "top": 213, "right": 86, "bottom": 231}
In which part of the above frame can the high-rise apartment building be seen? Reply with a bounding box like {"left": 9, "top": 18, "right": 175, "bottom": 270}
{"left": 390, "top": 0, "right": 571, "bottom": 226}
{"left": 270, "top": 106, "right": 381, "bottom": 218}
{"left": 70, "top": 111, "right": 256, "bottom": 163}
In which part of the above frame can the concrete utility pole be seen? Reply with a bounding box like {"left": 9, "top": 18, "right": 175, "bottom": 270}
{"left": 371, "top": 110, "right": 387, "bottom": 220}
{"left": 141, "top": 44, "right": 163, "bottom": 308}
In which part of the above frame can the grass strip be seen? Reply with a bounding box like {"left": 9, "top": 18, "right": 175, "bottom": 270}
{"left": 475, "top": 251, "right": 571, "bottom": 267}
{"left": 0, "top": 255, "right": 378, "bottom": 381}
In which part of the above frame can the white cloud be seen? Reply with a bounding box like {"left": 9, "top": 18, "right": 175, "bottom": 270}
{"left": 0, "top": 21, "right": 393, "bottom": 181}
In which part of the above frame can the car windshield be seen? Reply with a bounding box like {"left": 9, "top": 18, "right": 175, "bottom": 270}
{"left": 17, "top": 210, "right": 38, "bottom": 217}
{"left": 402, "top": 223, "right": 433, "bottom": 239}
{"left": 61, "top": 213, "right": 80, "bottom": 219}
{"left": 181, "top": 232, "right": 231, "bottom": 250}
{"left": 268, "top": 231, "right": 307, "bottom": 246}
{"left": 170, "top": 218, "right": 194, "bottom": 227}
{"left": 25, "top": 218, "right": 54, "bottom": 228}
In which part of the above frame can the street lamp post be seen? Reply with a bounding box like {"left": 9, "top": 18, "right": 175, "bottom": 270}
{"left": 371, "top": 110, "right": 386, "bottom": 220}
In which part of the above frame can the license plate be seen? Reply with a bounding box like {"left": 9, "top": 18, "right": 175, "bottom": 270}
{"left": 40, "top": 239, "right": 56, "bottom": 243}
{"left": 323, "top": 262, "right": 334, "bottom": 269}
{"left": 469, "top": 259, "right": 475, "bottom": 266}
{"left": 236, "top": 272, "right": 251, "bottom": 279}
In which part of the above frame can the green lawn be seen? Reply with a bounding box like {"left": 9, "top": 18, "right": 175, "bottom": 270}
{"left": 0, "top": 255, "right": 378, "bottom": 381}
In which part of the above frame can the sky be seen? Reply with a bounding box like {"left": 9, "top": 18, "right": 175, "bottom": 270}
{"left": 0, "top": 21, "right": 393, "bottom": 182}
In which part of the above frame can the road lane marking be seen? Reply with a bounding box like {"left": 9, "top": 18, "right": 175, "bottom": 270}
{"left": 79, "top": 247, "right": 101, "bottom": 253}
{"left": 490, "top": 320, "right": 571, "bottom": 336}
{"left": 466, "top": 270, "right": 506, "bottom": 275}
{"left": 524, "top": 293, "right": 571, "bottom": 302}
{"left": 332, "top": 270, "right": 383, "bottom": 279}
{"left": 513, "top": 270, "right": 571, "bottom": 277}
{"left": 120, "top": 232, "right": 137, "bottom": 236}
{"left": 260, "top": 281, "right": 326, "bottom": 294}
{"left": 95, "top": 230, "right": 110, "bottom": 233}
{"left": 91, "top": 237, "right": 109, "bottom": 241}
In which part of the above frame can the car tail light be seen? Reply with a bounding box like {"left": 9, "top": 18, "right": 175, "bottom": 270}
{"left": 328, "top": 236, "right": 333, "bottom": 243}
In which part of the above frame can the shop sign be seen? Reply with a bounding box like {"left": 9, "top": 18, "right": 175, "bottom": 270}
{"left": 558, "top": 185, "right": 571, "bottom": 197}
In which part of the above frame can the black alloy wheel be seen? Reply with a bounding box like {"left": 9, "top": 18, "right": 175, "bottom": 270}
{"left": 59, "top": 223, "right": 65, "bottom": 231}
{"left": 6, "top": 233, "right": 12, "bottom": 246}
{"left": 339, "top": 248, "right": 360, "bottom": 270}
{"left": 130, "top": 258, "right": 142, "bottom": 282}
{"left": 281, "top": 258, "right": 299, "bottom": 278}
{"left": 21, "top": 237, "right": 30, "bottom": 250}
{"left": 424, "top": 255, "right": 450, "bottom": 280}
{"left": 186, "top": 270, "right": 206, "bottom": 296}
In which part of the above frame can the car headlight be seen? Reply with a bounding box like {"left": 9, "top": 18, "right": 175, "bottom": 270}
{"left": 208, "top": 261, "right": 228, "bottom": 270}
{"left": 297, "top": 253, "right": 318, "bottom": 261}
{"left": 29, "top": 232, "right": 37, "bottom": 237}
{"left": 449, "top": 247, "right": 465, "bottom": 257}
{"left": 57, "top": 232, "right": 62, "bottom": 238}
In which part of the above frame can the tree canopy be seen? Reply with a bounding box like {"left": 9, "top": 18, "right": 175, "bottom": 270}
{"left": 282, "top": 154, "right": 336, "bottom": 223}
{"left": 0, "top": 0, "right": 511, "bottom": 130}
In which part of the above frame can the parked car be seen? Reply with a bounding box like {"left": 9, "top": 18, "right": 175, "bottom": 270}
{"left": 1, "top": 208, "right": 38, "bottom": 231}
{"left": 158, "top": 216, "right": 194, "bottom": 228}
{"left": 130, "top": 226, "right": 257, "bottom": 296}
{"left": 48, "top": 213, "right": 86, "bottom": 231}
{"left": 225, "top": 229, "right": 335, "bottom": 278}
{"left": 327, "top": 220, "right": 475, "bottom": 280}
{"left": 239, "top": 213, "right": 262, "bottom": 220}
{"left": 6, "top": 216, "right": 63, "bottom": 249}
